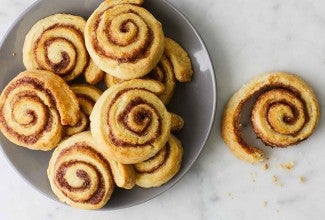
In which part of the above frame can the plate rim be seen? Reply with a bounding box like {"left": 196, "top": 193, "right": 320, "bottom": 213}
{"left": 0, "top": 0, "right": 217, "bottom": 210}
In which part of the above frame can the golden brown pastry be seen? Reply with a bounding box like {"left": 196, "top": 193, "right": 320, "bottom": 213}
{"left": 0, "top": 70, "right": 79, "bottom": 151}
{"left": 164, "top": 37, "right": 193, "bottom": 82}
{"left": 65, "top": 111, "right": 89, "bottom": 137}
{"left": 104, "top": 37, "right": 193, "bottom": 104}
{"left": 23, "top": 14, "right": 89, "bottom": 81}
{"left": 85, "top": 0, "right": 165, "bottom": 80}
{"left": 170, "top": 113, "right": 184, "bottom": 132}
{"left": 109, "top": 160, "right": 136, "bottom": 189}
{"left": 148, "top": 54, "right": 176, "bottom": 104}
{"left": 90, "top": 79, "right": 171, "bottom": 164}
{"left": 135, "top": 134, "right": 183, "bottom": 188}
{"left": 222, "top": 72, "right": 320, "bottom": 163}
{"left": 104, "top": 73, "right": 124, "bottom": 87}
{"left": 47, "top": 131, "right": 114, "bottom": 209}
{"left": 65, "top": 84, "right": 102, "bottom": 136}
{"left": 84, "top": 59, "right": 105, "bottom": 85}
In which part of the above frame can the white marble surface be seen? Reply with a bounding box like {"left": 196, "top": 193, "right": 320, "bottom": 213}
{"left": 0, "top": 0, "right": 325, "bottom": 219}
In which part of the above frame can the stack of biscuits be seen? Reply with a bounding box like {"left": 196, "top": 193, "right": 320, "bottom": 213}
{"left": 0, "top": 0, "right": 193, "bottom": 209}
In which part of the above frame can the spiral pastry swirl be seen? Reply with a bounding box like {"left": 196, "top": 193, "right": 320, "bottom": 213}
{"left": 85, "top": 0, "right": 165, "bottom": 80}
{"left": 47, "top": 131, "right": 115, "bottom": 210}
{"left": 134, "top": 134, "right": 183, "bottom": 188}
{"left": 0, "top": 70, "right": 79, "bottom": 150}
{"left": 222, "top": 72, "right": 320, "bottom": 163}
{"left": 90, "top": 79, "right": 171, "bottom": 164}
{"left": 65, "top": 84, "right": 102, "bottom": 136}
{"left": 23, "top": 14, "right": 88, "bottom": 81}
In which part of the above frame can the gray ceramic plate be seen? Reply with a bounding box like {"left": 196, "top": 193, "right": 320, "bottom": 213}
{"left": 0, "top": 0, "right": 216, "bottom": 210}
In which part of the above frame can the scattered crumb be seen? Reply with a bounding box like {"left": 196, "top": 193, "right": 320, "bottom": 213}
{"left": 264, "top": 163, "right": 269, "bottom": 170}
{"left": 272, "top": 176, "right": 278, "bottom": 182}
{"left": 250, "top": 172, "right": 257, "bottom": 182}
{"left": 299, "top": 176, "right": 306, "bottom": 183}
{"left": 263, "top": 201, "right": 268, "bottom": 207}
{"left": 280, "top": 161, "right": 295, "bottom": 170}
{"left": 227, "top": 192, "right": 234, "bottom": 199}
{"left": 272, "top": 176, "right": 283, "bottom": 187}
{"left": 266, "top": 157, "right": 270, "bottom": 161}
{"left": 12, "top": 52, "right": 16, "bottom": 57}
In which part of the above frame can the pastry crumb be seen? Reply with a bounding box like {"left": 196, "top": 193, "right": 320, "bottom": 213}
{"left": 263, "top": 163, "right": 269, "bottom": 170}
{"left": 263, "top": 201, "right": 268, "bottom": 207}
{"left": 250, "top": 172, "right": 257, "bottom": 182}
{"left": 272, "top": 176, "right": 277, "bottom": 182}
{"left": 12, "top": 52, "right": 16, "bottom": 57}
{"left": 299, "top": 176, "right": 306, "bottom": 183}
{"left": 227, "top": 192, "right": 234, "bottom": 199}
{"left": 272, "top": 176, "right": 283, "bottom": 187}
{"left": 280, "top": 161, "right": 295, "bottom": 170}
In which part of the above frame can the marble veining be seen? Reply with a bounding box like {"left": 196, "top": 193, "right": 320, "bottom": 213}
{"left": 0, "top": 0, "right": 325, "bottom": 219}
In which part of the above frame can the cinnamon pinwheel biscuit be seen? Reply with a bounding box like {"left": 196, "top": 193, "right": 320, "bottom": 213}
{"left": 23, "top": 14, "right": 90, "bottom": 81}
{"left": 222, "top": 72, "right": 320, "bottom": 163}
{"left": 135, "top": 134, "right": 183, "bottom": 188}
{"left": 0, "top": 70, "right": 79, "bottom": 150}
{"left": 85, "top": 0, "right": 165, "bottom": 80}
{"left": 90, "top": 79, "right": 171, "bottom": 164}
{"left": 47, "top": 131, "right": 114, "bottom": 209}
{"left": 65, "top": 84, "right": 102, "bottom": 136}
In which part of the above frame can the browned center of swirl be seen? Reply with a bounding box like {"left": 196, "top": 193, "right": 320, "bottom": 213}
{"left": 43, "top": 37, "right": 74, "bottom": 75}
{"left": 107, "top": 88, "right": 162, "bottom": 147}
{"left": 118, "top": 97, "right": 153, "bottom": 135}
{"left": 57, "top": 161, "right": 92, "bottom": 191}
{"left": 266, "top": 100, "right": 299, "bottom": 127}
{"left": 120, "top": 19, "right": 132, "bottom": 33}
{"left": 34, "top": 24, "right": 85, "bottom": 75}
